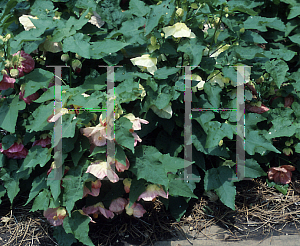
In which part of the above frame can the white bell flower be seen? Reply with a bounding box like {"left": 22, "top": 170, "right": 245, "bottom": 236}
{"left": 130, "top": 54, "right": 157, "bottom": 75}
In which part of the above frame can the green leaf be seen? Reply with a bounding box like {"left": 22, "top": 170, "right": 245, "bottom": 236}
{"left": 295, "top": 143, "right": 300, "bottom": 153}
{"left": 169, "top": 178, "right": 198, "bottom": 199}
{"left": 115, "top": 144, "right": 127, "bottom": 167}
{"left": 115, "top": 117, "right": 135, "bottom": 153}
{"left": 159, "top": 154, "right": 193, "bottom": 173}
{"left": 244, "top": 16, "right": 286, "bottom": 32}
{"left": 62, "top": 114, "right": 78, "bottom": 138}
{"left": 1, "top": 172, "right": 20, "bottom": 204}
{"left": 129, "top": 0, "right": 150, "bottom": 17}
{"left": 128, "top": 178, "right": 146, "bottom": 208}
{"left": 0, "top": 97, "right": 26, "bottom": 133}
{"left": 203, "top": 82, "right": 222, "bottom": 108}
{"left": 51, "top": 9, "right": 89, "bottom": 42}
{"left": 63, "top": 211, "right": 94, "bottom": 246}
{"left": 30, "top": 0, "right": 54, "bottom": 16}
{"left": 145, "top": 0, "right": 175, "bottom": 35}
{"left": 62, "top": 166, "right": 84, "bottom": 215}
{"left": 25, "top": 102, "right": 54, "bottom": 132}
{"left": 154, "top": 67, "right": 180, "bottom": 79}
{"left": 265, "top": 118, "right": 299, "bottom": 139}
{"left": 289, "top": 33, "right": 300, "bottom": 45}
{"left": 204, "top": 166, "right": 236, "bottom": 210}
{"left": 131, "top": 146, "right": 169, "bottom": 187}
{"left": 25, "top": 174, "right": 48, "bottom": 206}
{"left": 287, "top": 5, "right": 300, "bottom": 19}
{"left": 241, "top": 30, "right": 267, "bottom": 43}
{"left": 53, "top": 226, "right": 77, "bottom": 246}
{"left": 23, "top": 68, "right": 54, "bottom": 97}
{"left": 205, "top": 121, "right": 234, "bottom": 148}
{"left": 177, "top": 38, "right": 205, "bottom": 67}
{"left": 266, "top": 179, "right": 289, "bottom": 195}
{"left": 265, "top": 59, "right": 289, "bottom": 88}
{"left": 30, "top": 189, "right": 50, "bottom": 212}
{"left": 245, "top": 130, "right": 281, "bottom": 155}
{"left": 1, "top": 135, "right": 17, "bottom": 150}
{"left": 90, "top": 40, "right": 128, "bottom": 59}
{"left": 0, "top": 184, "right": 6, "bottom": 205}
{"left": 245, "top": 159, "right": 267, "bottom": 178}
{"left": 168, "top": 196, "right": 189, "bottom": 222}
{"left": 67, "top": 90, "right": 105, "bottom": 109}
{"left": 18, "top": 145, "right": 51, "bottom": 172}
{"left": 63, "top": 33, "right": 91, "bottom": 59}
{"left": 47, "top": 168, "right": 61, "bottom": 202}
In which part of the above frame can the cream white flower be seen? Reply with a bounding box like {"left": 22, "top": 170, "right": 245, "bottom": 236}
{"left": 19, "top": 15, "right": 38, "bottom": 31}
{"left": 130, "top": 54, "right": 157, "bottom": 75}
{"left": 207, "top": 71, "right": 230, "bottom": 88}
{"left": 162, "top": 23, "right": 196, "bottom": 39}
{"left": 88, "top": 11, "right": 105, "bottom": 28}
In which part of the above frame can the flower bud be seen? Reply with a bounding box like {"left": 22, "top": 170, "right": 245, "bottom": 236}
{"left": 4, "top": 34, "right": 11, "bottom": 41}
{"left": 283, "top": 148, "right": 293, "bottom": 156}
{"left": 10, "top": 69, "right": 19, "bottom": 78}
{"left": 150, "top": 36, "right": 157, "bottom": 46}
{"left": 61, "top": 54, "right": 69, "bottom": 62}
{"left": 239, "top": 28, "right": 245, "bottom": 33}
{"left": 176, "top": 8, "right": 184, "bottom": 17}
{"left": 71, "top": 59, "right": 82, "bottom": 73}
{"left": 191, "top": 3, "right": 198, "bottom": 9}
{"left": 1, "top": 69, "right": 7, "bottom": 75}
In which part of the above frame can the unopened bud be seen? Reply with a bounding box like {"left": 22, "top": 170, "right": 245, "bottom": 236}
{"left": 239, "top": 28, "right": 245, "bottom": 33}
{"left": 191, "top": 3, "right": 198, "bottom": 9}
{"left": 71, "top": 59, "right": 82, "bottom": 72}
{"left": 150, "top": 36, "right": 157, "bottom": 46}
{"left": 1, "top": 69, "right": 8, "bottom": 75}
{"left": 4, "top": 33, "right": 11, "bottom": 41}
{"left": 75, "top": 53, "right": 81, "bottom": 59}
{"left": 176, "top": 8, "right": 184, "bottom": 17}
{"left": 61, "top": 54, "right": 69, "bottom": 62}
{"left": 10, "top": 69, "right": 19, "bottom": 78}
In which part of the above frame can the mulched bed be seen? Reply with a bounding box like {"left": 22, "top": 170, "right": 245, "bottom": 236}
{"left": 2, "top": 173, "right": 300, "bottom": 246}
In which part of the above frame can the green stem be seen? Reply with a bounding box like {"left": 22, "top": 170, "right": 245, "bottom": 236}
{"left": 208, "top": 5, "right": 224, "bottom": 55}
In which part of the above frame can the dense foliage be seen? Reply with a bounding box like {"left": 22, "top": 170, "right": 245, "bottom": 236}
{"left": 0, "top": 0, "right": 300, "bottom": 245}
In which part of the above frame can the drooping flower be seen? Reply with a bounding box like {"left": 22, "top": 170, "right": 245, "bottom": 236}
{"left": 162, "top": 23, "right": 196, "bottom": 39}
{"left": 132, "top": 132, "right": 142, "bottom": 147}
{"left": 0, "top": 141, "right": 28, "bottom": 159}
{"left": 284, "top": 95, "right": 294, "bottom": 108}
{"left": 283, "top": 147, "right": 293, "bottom": 156}
{"left": 125, "top": 202, "right": 146, "bottom": 218}
{"left": 0, "top": 74, "right": 15, "bottom": 90}
{"left": 82, "top": 202, "right": 114, "bottom": 219}
{"left": 109, "top": 198, "right": 128, "bottom": 215}
{"left": 130, "top": 54, "right": 157, "bottom": 75}
{"left": 138, "top": 184, "right": 168, "bottom": 201}
{"left": 268, "top": 165, "right": 295, "bottom": 184}
{"left": 86, "top": 160, "right": 119, "bottom": 183}
{"left": 78, "top": 209, "right": 96, "bottom": 223}
{"left": 71, "top": 59, "right": 82, "bottom": 73}
{"left": 123, "top": 178, "right": 132, "bottom": 193}
{"left": 123, "top": 113, "right": 149, "bottom": 131}
{"left": 83, "top": 179, "right": 102, "bottom": 198}
{"left": 115, "top": 157, "right": 130, "bottom": 172}
{"left": 245, "top": 104, "right": 270, "bottom": 114}
{"left": 43, "top": 207, "right": 68, "bottom": 226}
{"left": 32, "top": 134, "right": 51, "bottom": 148}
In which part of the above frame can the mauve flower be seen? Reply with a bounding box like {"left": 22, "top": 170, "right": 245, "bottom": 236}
{"left": 11, "top": 50, "right": 35, "bottom": 77}
{"left": 123, "top": 178, "right": 132, "bottom": 193}
{"left": 43, "top": 207, "right": 67, "bottom": 226}
{"left": 115, "top": 157, "right": 130, "bottom": 172}
{"left": 132, "top": 132, "right": 142, "bottom": 146}
{"left": 82, "top": 202, "right": 114, "bottom": 219}
{"left": 268, "top": 165, "right": 295, "bottom": 184}
{"left": 83, "top": 179, "right": 102, "bottom": 198}
{"left": 86, "top": 160, "right": 119, "bottom": 183}
{"left": 32, "top": 134, "right": 51, "bottom": 148}
{"left": 47, "top": 108, "right": 69, "bottom": 122}
{"left": 19, "top": 85, "right": 39, "bottom": 104}
{"left": 0, "top": 74, "right": 15, "bottom": 90}
{"left": 138, "top": 184, "right": 168, "bottom": 201}
{"left": 124, "top": 113, "right": 149, "bottom": 131}
{"left": 109, "top": 197, "right": 128, "bottom": 215}
{"left": 245, "top": 104, "right": 270, "bottom": 114}
{"left": 125, "top": 202, "right": 146, "bottom": 218}
{"left": 284, "top": 95, "right": 294, "bottom": 108}
{"left": 0, "top": 141, "right": 28, "bottom": 159}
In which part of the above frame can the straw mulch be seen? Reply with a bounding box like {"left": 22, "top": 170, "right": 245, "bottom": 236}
{"left": 1, "top": 175, "right": 300, "bottom": 246}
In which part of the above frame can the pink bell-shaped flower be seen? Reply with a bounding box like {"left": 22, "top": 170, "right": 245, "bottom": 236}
{"left": 138, "top": 184, "right": 168, "bottom": 201}
{"left": 43, "top": 207, "right": 67, "bottom": 226}
{"left": 109, "top": 197, "right": 128, "bottom": 214}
